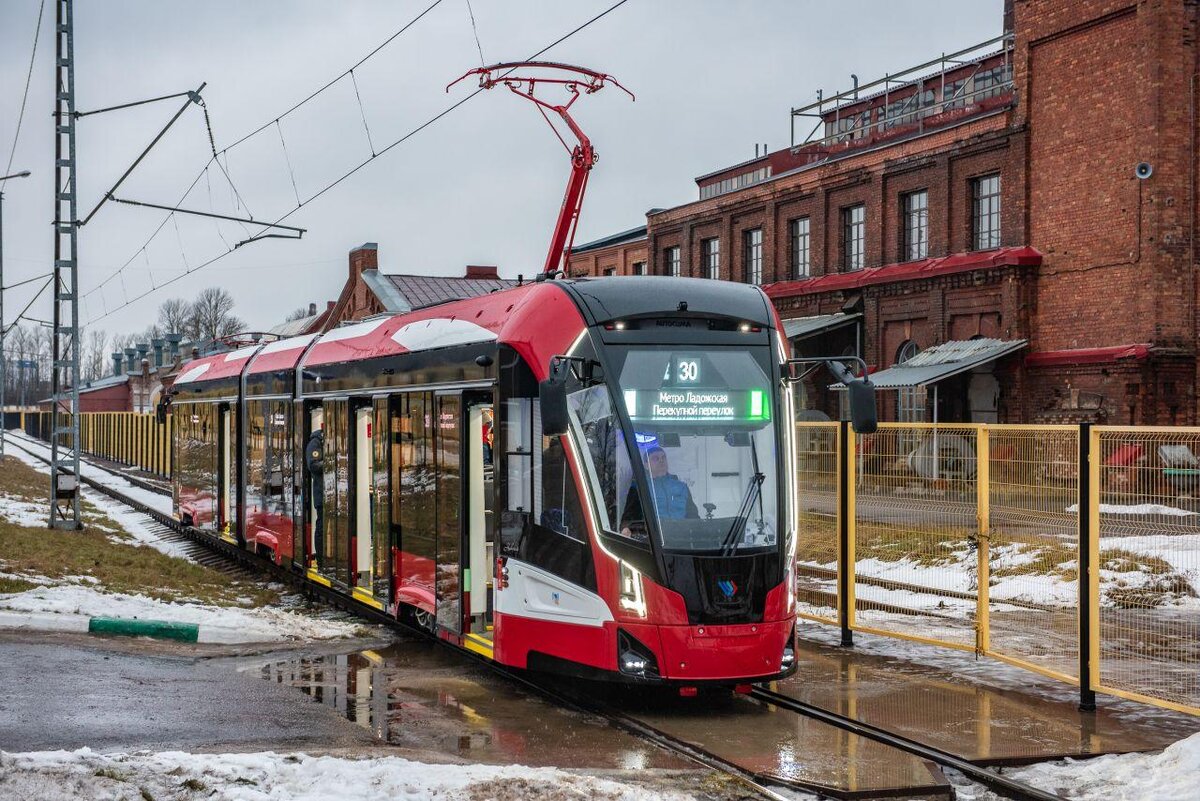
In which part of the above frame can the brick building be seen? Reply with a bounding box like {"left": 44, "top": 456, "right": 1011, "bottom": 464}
{"left": 569, "top": 0, "right": 1200, "bottom": 425}
{"left": 274, "top": 243, "right": 518, "bottom": 334}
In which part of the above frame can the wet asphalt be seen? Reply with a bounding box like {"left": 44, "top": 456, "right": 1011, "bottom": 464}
{"left": 0, "top": 632, "right": 383, "bottom": 753}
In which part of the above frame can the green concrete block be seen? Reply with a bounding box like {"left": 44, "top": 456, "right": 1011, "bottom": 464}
{"left": 88, "top": 617, "right": 200, "bottom": 642}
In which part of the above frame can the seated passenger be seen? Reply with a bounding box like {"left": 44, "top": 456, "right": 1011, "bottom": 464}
{"left": 621, "top": 446, "right": 698, "bottom": 537}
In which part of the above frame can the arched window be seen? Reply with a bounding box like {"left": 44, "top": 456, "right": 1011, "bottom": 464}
{"left": 896, "top": 341, "right": 924, "bottom": 425}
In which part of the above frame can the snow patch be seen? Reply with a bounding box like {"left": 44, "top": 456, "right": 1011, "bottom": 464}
{"left": 0, "top": 584, "right": 363, "bottom": 641}
{"left": 0, "top": 749, "right": 696, "bottom": 801}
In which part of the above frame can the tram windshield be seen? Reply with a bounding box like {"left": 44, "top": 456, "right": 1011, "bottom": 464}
{"left": 566, "top": 345, "right": 778, "bottom": 555}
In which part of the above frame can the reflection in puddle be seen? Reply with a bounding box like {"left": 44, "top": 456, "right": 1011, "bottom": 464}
{"left": 255, "top": 643, "right": 685, "bottom": 770}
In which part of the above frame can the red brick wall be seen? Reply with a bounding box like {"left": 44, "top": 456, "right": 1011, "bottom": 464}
{"left": 567, "top": 240, "right": 648, "bottom": 277}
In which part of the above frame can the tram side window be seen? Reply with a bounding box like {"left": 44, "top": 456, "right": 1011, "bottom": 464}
{"left": 265, "top": 401, "right": 291, "bottom": 514}
{"left": 245, "top": 401, "right": 266, "bottom": 515}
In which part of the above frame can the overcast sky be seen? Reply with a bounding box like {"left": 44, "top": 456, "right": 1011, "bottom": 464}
{"left": 0, "top": 0, "right": 1002, "bottom": 338}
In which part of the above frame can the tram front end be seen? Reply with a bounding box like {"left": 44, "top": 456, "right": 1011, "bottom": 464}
{"left": 547, "top": 279, "right": 802, "bottom": 685}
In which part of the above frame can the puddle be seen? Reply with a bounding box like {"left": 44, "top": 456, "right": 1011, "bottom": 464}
{"left": 252, "top": 641, "right": 688, "bottom": 770}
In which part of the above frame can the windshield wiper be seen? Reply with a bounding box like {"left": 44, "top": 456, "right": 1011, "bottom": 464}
{"left": 719, "top": 472, "right": 764, "bottom": 556}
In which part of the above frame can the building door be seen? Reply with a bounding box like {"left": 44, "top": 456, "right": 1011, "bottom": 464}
{"left": 968, "top": 369, "right": 1000, "bottom": 423}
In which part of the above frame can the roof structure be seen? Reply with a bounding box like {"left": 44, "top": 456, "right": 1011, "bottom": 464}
{"left": 365, "top": 271, "right": 516, "bottom": 314}
{"left": 841, "top": 338, "right": 1027, "bottom": 390}
{"left": 782, "top": 312, "right": 861, "bottom": 340}
{"left": 570, "top": 224, "right": 648, "bottom": 254}
{"left": 765, "top": 246, "right": 1041, "bottom": 299}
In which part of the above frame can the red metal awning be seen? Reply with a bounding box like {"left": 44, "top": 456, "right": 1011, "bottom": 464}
{"left": 763, "top": 246, "right": 1042, "bottom": 299}
{"left": 1024, "top": 343, "right": 1152, "bottom": 368}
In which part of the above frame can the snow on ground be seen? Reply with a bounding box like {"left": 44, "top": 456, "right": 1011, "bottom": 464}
{"left": 0, "top": 582, "right": 364, "bottom": 641}
{"left": 0, "top": 749, "right": 698, "bottom": 801}
{"left": 5, "top": 431, "right": 172, "bottom": 515}
{"left": 1007, "top": 731, "right": 1200, "bottom": 801}
{"left": 1067, "top": 502, "right": 1197, "bottom": 517}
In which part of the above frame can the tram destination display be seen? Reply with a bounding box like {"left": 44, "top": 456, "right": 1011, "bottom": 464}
{"left": 623, "top": 387, "right": 769, "bottom": 423}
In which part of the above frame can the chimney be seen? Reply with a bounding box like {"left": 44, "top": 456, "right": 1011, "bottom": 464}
{"left": 112, "top": 352, "right": 124, "bottom": 377}
{"left": 465, "top": 265, "right": 499, "bottom": 280}
{"left": 348, "top": 242, "right": 379, "bottom": 279}
{"left": 151, "top": 338, "right": 165, "bottom": 369}
{"left": 165, "top": 332, "right": 182, "bottom": 363}
{"left": 1003, "top": 0, "right": 1014, "bottom": 33}
{"left": 191, "top": 345, "right": 200, "bottom": 360}
{"left": 136, "top": 342, "right": 150, "bottom": 368}
{"left": 124, "top": 348, "right": 137, "bottom": 375}
{"left": 308, "top": 302, "right": 317, "bottom": 316}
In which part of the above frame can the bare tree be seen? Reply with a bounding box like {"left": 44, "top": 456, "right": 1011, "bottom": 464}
{"left": 83, "top": 328, "right": 109, "bottom": 382}
{"left": 189, "top": 287, "right": 244, "bottom": 342}
{"left": 156, "top": 297, "right": 191, "bottom": 336}
{"left": 284, "top": 306, "right": 311, "bottom": 322}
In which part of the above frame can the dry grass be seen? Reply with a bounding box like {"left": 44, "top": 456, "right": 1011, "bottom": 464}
{"left": 0, "top": 456, "right": 276, "bottom": 607}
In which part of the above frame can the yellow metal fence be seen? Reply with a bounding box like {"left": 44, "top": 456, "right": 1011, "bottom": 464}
{"left": 796, "top": 421, "right": 1200, "bottom": 718}
{"left": 21, "top": 411, "right": 172, "bottom": 480}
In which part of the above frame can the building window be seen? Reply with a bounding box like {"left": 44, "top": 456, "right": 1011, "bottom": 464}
{"left": 903, "top": 190, "right": 928, "bottom": 261}
{"left": 664, "top": 246, "right": 681, "bottom": 277}
{"left": 842, "top": 205, "right": 865, "bottom": 271}
{"left": 743, "top": 228, "right": 763, "bottom": 284}
{"left": 702, "top": 238, "right": 720, "bottom": 280}
{"left": 972, "top": 174, "right": 1001, "bottom": 250}
{"left": 896, "top": 341, "right": 925, "bottom": 432}
{"left": 941, "top": 78, "right": 967, "bottom": 110}
{"left": 632, "top": 261, "right": 646, "bottom": 276}
{"left": 789, "top": 217, "right": 810, "bottom": 279}
{"left": 602, "top": 267, "right": 615, "bottom": 277}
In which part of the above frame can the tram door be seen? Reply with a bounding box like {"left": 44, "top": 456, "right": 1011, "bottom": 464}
{"left": 218, "top": 404, "right": 234, "bottom": 542}
{"left": 465, "top": 397, "right": 494, "bottom": 634}
{"left": 350, "top": 400, "right": 391, "bottom": 599}
{"left": 307, "top": 406, "right": 324, "bottom": 568}
{"left": 434, "top": 393, "right": 462, "bottom": 632}
{"left": 322, "top": 399, "right": 351, "bottom": 585}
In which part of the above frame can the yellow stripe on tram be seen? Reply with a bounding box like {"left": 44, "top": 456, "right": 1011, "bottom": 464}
{"left": 306, "top": 569, "right": 332, "bottom": 588}
{"left": 351, "top": 587, "right": 384, "bottom": 610}
{"left": 463, "top": 632, "right": 494, "bottom": 659}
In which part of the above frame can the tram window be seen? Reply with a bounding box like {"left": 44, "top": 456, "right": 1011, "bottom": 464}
{"left": 502, "top": 397, "right": 532, "bottom": 514}
{"left": 538, "top": 436, "right": 586, "bottom": 543}
{"left": 245, "top": 402, "right": 266, "bottom": 513}
{"left": 566, "top": 383, "right": 649, "bottom": 546}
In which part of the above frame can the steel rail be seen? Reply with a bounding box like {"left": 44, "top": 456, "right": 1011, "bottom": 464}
{"left": 750, "top": 686, "right": 1064, "bottom": 801}
{"left": 1, "top": 432, "right": 793, "bottom": 800}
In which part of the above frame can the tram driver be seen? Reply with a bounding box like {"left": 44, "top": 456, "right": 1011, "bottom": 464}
{"left": 620, "top": 446, "right": 698, "bottom": 540}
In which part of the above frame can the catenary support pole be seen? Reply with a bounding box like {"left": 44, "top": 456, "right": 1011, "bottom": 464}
{"left": 50, "top": 0, "right": 83, "bottom": 529}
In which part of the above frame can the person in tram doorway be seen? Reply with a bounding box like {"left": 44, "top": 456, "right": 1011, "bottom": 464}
{"left": 621, "top": 446, "right": 698, "bottom": 538}
{"left": 305, "top": 428, "right": 325, "bottom": 570}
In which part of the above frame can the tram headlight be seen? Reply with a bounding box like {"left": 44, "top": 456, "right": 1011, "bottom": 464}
{"left": 618, "top": 561, "right": 646, "bottom": 618}
{"left": 781, "top": 625, "right": 796, "bottom": 670}
{"left": 617, "top": 629, "right": 659, "bottom": 679}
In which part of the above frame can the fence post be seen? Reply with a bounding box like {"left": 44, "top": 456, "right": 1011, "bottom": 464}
{"left": 976, "top": 425, "right": 990, "bottom": 656}
{"left": 1078, "top": 422, "right": 1097, "bottom": 711}
{"left": 838, "top": 419, "right": 855, "bottom": 647}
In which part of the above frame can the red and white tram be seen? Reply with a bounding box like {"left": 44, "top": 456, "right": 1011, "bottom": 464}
{"left": 170, "top": 276, "right": 814, "bottom": 685}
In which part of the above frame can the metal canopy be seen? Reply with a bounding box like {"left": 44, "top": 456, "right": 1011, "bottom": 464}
{"left": 839, "top": 338, "right": 1027, "bottom": 389}
{"left": 783, "top": 312, "right": 861, "bottom": 341}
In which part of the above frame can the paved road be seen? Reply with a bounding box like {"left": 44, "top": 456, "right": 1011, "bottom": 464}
{"left": 0, "top": 632, "right": 382, "bottom": 753}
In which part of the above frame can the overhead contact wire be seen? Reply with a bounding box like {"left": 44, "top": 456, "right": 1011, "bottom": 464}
{"left": 86, "top": 0, "right": 635, "bottom": 324}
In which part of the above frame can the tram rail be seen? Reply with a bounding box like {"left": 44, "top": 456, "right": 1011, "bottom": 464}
{"left": 4, "top": 433, "right": 1064, "bottom": 801}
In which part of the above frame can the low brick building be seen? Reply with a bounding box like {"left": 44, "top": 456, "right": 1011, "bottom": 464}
{"left": 285, "top": 243, "right": 518, "bottom": 333}
{"left": 570, "top": 0, "right": 1200, "bottom": 425}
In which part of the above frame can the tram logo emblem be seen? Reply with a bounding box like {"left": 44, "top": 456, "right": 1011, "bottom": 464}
{"left": 716, "top": 579, "right": 739, "bottom": 600}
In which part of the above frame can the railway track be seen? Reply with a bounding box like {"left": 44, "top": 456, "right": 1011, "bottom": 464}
{"left": 3, "top": 433, "right": 1064, "bottom": 801}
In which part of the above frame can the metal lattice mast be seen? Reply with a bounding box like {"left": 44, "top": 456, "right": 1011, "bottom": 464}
{"left": 50, "top": 0, "right": 82, "bottom": 529}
